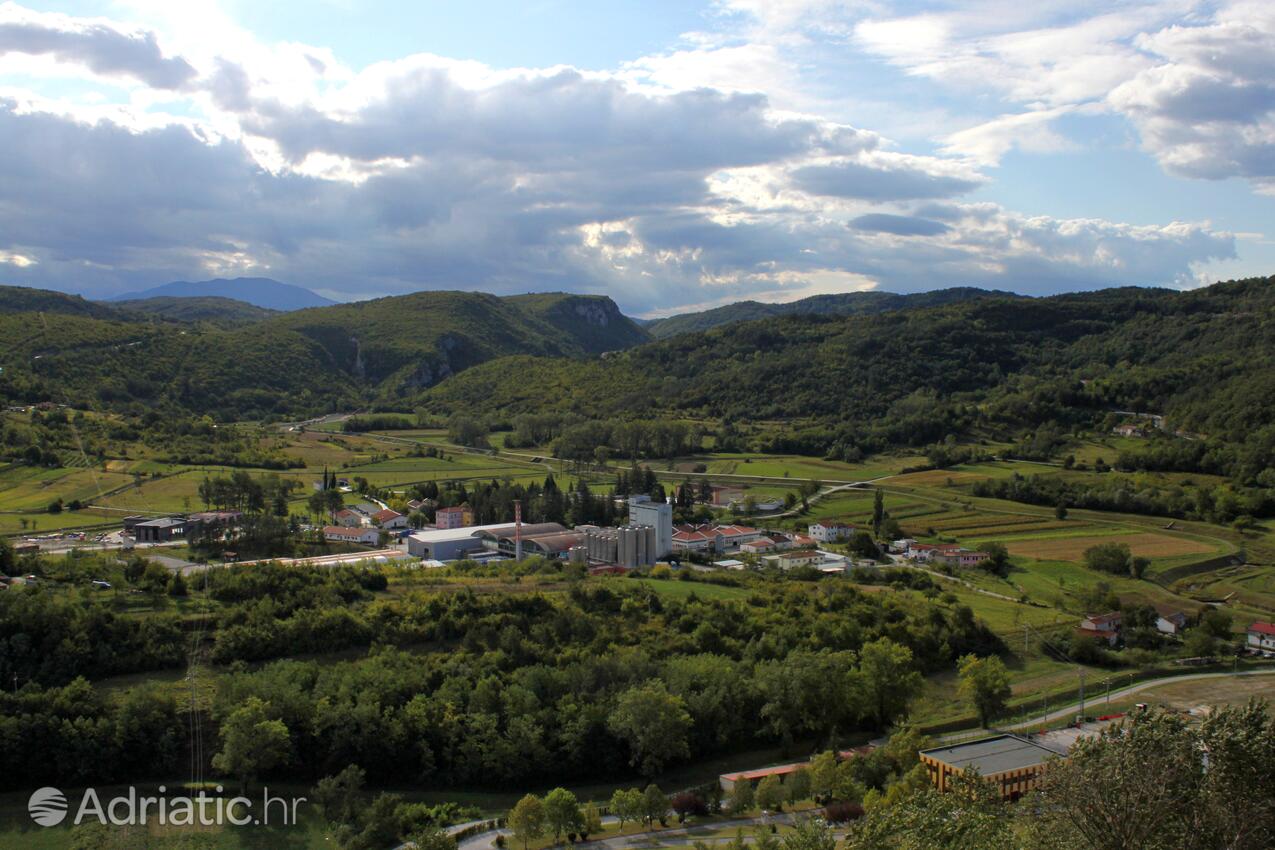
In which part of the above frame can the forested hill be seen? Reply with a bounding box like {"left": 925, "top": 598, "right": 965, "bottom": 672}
{"left": 112, "top": 295, "right": 278, "bottom": 326}
{"left": 419, "top": 276, "right": 1275, "bottom": 471}
{"left": 0, "top": 284, "right": 125, "bottom": 320}
{"left": 643, "top": 287, "right": 1019, "bottom": 338}
{"left": 263, "top": 290, "right": 649, "bottom": 393}
{"left": 0, "top": 287, "right": 649, "bottom": 420}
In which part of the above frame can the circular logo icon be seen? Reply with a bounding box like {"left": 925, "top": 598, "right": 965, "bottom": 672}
{"left": 28, "top": 787, "right": 68, "bottom": 827}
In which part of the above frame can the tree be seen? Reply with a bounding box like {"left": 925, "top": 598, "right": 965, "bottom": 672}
{"left": 1083, "top": 542, "right": 1132, "bottom": 576}
{"left": 0, "top": 536, "right": 13, "bottom": 573}
{"left": 809, "top": 751, "right": 838, "bottom": 802}
{"left": 956, "top": 654, "right": 1012, "bottom": 728}
{"left": 607, "top": 682, "right": 692, "bottom": 778}
{"left": 755, "top": 775, "right": 785, "bottom": 812}
{"left": 410, "top": 825, "right": 458, "bottom": 850}
{"left": 975, "top": 542, "right": 1011, "bottom": 577}
{"left": 543, "top": 788, "right": 582, "bottom": 843}
{"left": 787, "top": 767, "right": 812, "bottom": 803}
{"left": 508, "top": 794, "right": 546, "bottom": 850}
{"left": 852, "top": 638, "right": 923, "bottom": 730}
{"left": 847, "top": 772, "right": 1013, "bottom": 850}
{"left": 872, "top": 489, "right": 885, "bottom": 536}
{"left": 581, "top": 803, "right": 603, "bottom": 839}
{"left": 728, "top": 779, "right": 755, "bottom": 814}
{"left": 1055, "top": 502, "right": 1069, "bottom": 520}
{"left": 1028, "top": 707, "right": 1275, "bottom": 850}
{"left": 1130, "top": 556, "right": 1150, "bottom": 580}
{"left": 610, "top": 788, "right": 643, "bottom": 830}
{"left": 642, "top": 784, "right": 670, "bottom": 827}
{"left": 311, "top": 764, "right": 366, "bottom": 827}
{"left": 781, "top": 817, "right": 836, "bottom": 850}
{"left": 211, "top": 696, "right": 291, "bottom": 794}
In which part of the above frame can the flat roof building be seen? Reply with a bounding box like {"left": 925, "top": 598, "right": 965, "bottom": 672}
{"left": 919, "top": 735, "right": 1064, "bottom": 801}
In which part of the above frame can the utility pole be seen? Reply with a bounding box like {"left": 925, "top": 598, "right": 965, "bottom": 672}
{"left": 1105, "top": 678, "right": 1111, "bottom": 706}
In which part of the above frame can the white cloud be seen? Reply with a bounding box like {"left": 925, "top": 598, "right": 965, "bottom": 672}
{"left": 0, "top": 1, "right": 1245, "bottom": 313}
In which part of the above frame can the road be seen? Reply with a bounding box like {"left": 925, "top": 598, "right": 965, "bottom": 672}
{"left": 443, "top": 813, "right": 795, "bottom": 850}
{"left": 935, "top": 667, "right": 1275, "bottom": 743}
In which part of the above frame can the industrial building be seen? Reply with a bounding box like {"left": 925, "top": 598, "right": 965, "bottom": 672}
{"left": 918, "top": 735, "right": 1064, "bottom": 801}
{"left": 132, "top": 517, "right": 194, "bottom": 543}
{"left": 627, "top": 496, "right": 672, "bottom": 558}
{"left": 582, "top": 524, "right": 660, "bottom": 568}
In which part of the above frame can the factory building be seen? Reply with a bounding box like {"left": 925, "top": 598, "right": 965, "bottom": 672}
{"left": 627, "top": 496, "right": 673, "bottom": 558}
{"left": 583, "top": 524, "right": 659, "bottom": 568}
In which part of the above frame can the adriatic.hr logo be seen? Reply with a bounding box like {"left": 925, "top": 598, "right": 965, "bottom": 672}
{"left": 25, "top": 786, "right": 306, "bottom": 828}
{"left": 28, "top": 787, "right": 69, "bottom": 826}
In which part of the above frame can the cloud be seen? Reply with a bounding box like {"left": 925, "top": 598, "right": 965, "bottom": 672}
{"left": 849, "top": 213, "right": 951, "bottom": 236}
{"left": 790, "top": 157, "right": 984, "bottom": 200}
{"left": 0, "top": 1, "right": 1245, "bottom": 314}
{"left": 0, "top": 3, "right": 196, "bottom": 89}
{"left": 1109, "top": 1, "right": 1275, "bottom": 191}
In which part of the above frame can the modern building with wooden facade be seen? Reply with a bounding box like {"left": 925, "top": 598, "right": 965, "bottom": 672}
{"left": 918, "top": 734, "right": 1064, "bottom": 801}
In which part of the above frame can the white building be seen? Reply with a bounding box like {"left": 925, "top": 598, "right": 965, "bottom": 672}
{"left": 628, "top": 496, "right": 673, "bottom": 558}
{"left": 324, "top": 526, "right": 380, "bottom": 545}
{"left": 1247, "top": 622, "right": 1275, "bottom": 654}
{"left": 809, "top": 522, "right": 854, "bottom": 543}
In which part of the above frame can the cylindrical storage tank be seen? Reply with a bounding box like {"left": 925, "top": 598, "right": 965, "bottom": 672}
{"left": 636, "top": 525, "right": 648, "bottom": 565}
{"left": 644, "top": 525, "right": 657, "bottom": 565}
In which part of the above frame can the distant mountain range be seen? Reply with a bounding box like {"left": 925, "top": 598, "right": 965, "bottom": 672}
{"left": 643, "top": 287, "right": 1021, "bottom": 338}
{"left": 106, "top": 277, "right": 336, "bottom": 311}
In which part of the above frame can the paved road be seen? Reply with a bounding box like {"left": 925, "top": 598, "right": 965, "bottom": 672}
{"left": 447, "top": 813, "right": 794, "bottom": 850}
{"left": 938, "top": 667, "right": 1275, "bottom": 743}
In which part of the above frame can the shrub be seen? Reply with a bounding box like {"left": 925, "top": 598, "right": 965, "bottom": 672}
{"left": 670, "top": 791, "right": 707, "bottom": 821}
{"left": 823, "top": 802, "right": 865, "bottom": 823}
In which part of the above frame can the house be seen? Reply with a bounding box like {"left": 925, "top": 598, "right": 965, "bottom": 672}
{"left": 709, "top": 487, "right": 746, "bottom": 508}
{"left": 933, "top": 546, "right": 990, "bottom": 568}
{"left": 1079, "top": 612, "right": 1123, "bottom": 647}
{"left": 891, "top": 538, "right": 917, "bottom": 554}
{"left": 808, "top": 522, "right": 854, "bottom": 543}
{"left": 1082, "top": 612, "right": 1123, "bottom": 632}
{"left": 323, "top": 526, "right": 380, "bottom": 545}
{"left": 907, "top": 543, "right": 939, "bottom": 563}
{"left": 741, "top": 538, "right": 777, "bottom": 555}
{"left": 1247, "top": 622, "right": 1275, "bottom": 655}
{"left": 1112, "top": 424, "right": 1146, "bottom": 438}
{"left": 715, "top": 559, "right": 747, "bottom": 571}
{"left": 673, "top": 523, "right": 763, "bottom": 553}
{"left": 435, "top": 505, "right": 473, "bottom": 529}
{"left": 713, "top": 524, "right": 763, "bottom": 550}
{"left": 763, "top": 550, "right": 821, "bottom": 570}
{"left": 406, "top": 498, "right": 436, "bottom": 513}
{"left": 334, "top": 509, "right": 364, "bottom": 528}
{"left": 1154, "top": 605, "right": 1189, "bottom": 635}
{"left": 374, "top": 509, "right": 408, "bottom": 530}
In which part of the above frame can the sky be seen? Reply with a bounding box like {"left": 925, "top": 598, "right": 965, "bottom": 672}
{"left": 0, "top": 1, "right": 1273, "bottom": 315}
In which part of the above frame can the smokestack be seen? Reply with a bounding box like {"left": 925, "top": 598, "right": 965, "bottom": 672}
{"left": 514, "top": 499, "right": 523, "bottom": 562}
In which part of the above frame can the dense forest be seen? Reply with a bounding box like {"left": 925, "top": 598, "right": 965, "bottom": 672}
{"left": 0, "top": 557, "right": 1000, "bottom": 790}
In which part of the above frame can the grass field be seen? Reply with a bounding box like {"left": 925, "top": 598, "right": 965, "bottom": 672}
{"left": 997, "top": 531, "right": 1214, "bottom": 561}
{"left": 628, "top": 577, "right": 753, "bottom": 601}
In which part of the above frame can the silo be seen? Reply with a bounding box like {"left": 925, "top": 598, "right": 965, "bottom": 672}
{"left": 635, "top": 524, "right": 648, "bottom": 566}
{"left": 643, "top": 525, "right": 657, "bottom": 565}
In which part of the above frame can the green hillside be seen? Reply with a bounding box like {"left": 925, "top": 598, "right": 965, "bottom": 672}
{"left": 111, "top": 295, "right": 278, "bottom": 326}
{"left": 0, "top": 284, "right": 125, "bottom": 320}
{"left": 264, "top": 290, "right": 647, "bottom": 399}
{"left": 420, "top": 276, "right": 1275, "bottom": 474}
{"left": 0, "top": 287, "right": 649, "bottom": 418}
{"left": 644, "top": 286, "right": 1018, "bottom": 338}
